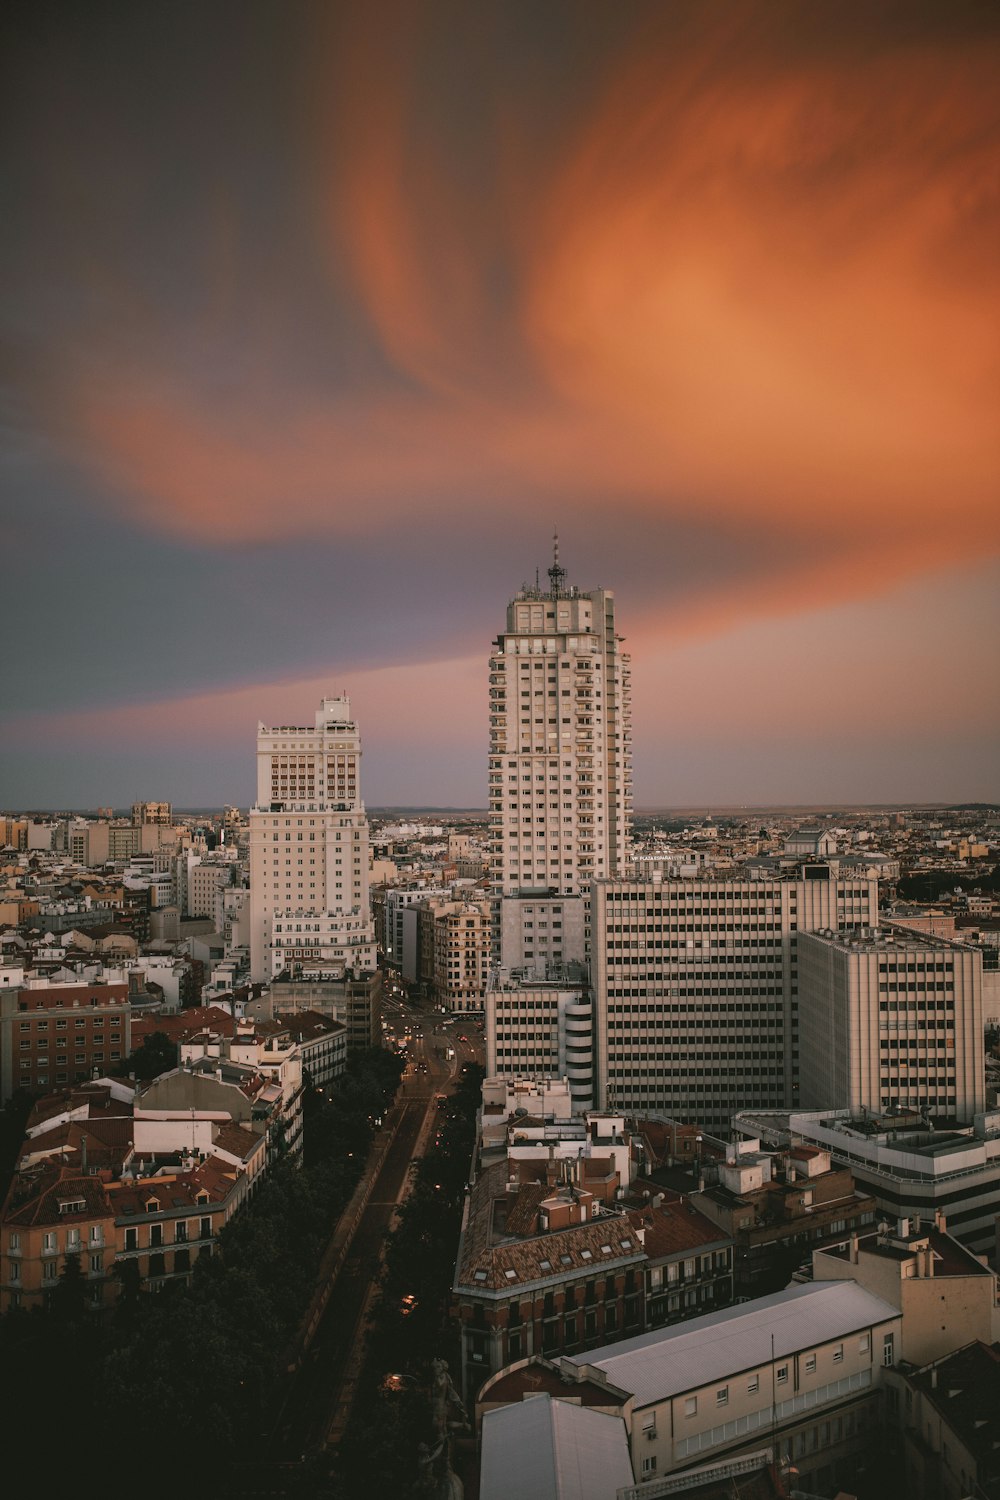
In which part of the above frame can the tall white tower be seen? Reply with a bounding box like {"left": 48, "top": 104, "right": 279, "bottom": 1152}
{"left": 488, "top": 540, "right": 632, "bottom": 974}
{"left": 249, "top": 696, "right": 377, "bottom": 982}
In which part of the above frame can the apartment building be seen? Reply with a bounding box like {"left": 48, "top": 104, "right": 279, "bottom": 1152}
{"left": 890, "top": 1341, "right": 1000, "bottom": 1500}
{"left": 1, "top": 1157, "right": 244, "bottom": 1313}
{"left": 692, "top": 1140, "right": 878, "bottom": 1297}
{"left": 812, "top": 1211, "right": 999, "bottom": 1365}
{"left": 453, "top": 1154, "right": 648, "bottom": 1403}
{"left": 429, "top": 898, "right": 492, "bottom": 1013}
{"left": 132, "top": 802, "right": 173, "bottom": 826}
{"left": 274, "top": 1011, "right": 348, "bottom": 1092}
{"left": 383, "top": 885, "right": 448, "bottom": 974}
{"left": 0, "top": 977, "right": 131, "bottom": 1102}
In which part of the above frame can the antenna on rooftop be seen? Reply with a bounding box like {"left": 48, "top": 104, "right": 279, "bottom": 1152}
{"left": 548, "top": 528, "right": 566, "bottom": 596}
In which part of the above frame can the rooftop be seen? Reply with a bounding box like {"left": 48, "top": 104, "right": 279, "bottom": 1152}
{"left": 566, "top": 1281, "right": 899, "bottom": 1408}
{"left": 480, "top": 1393, "right": 633, "bottom": 1500}
{"left": 801, "top": 926, "right": 966, "bottom": 955}
{"left": 822, "top": 1227, "right": 992, "bottom": 1279}
{"left": 457, "top": 1160, "right": 644, "bottom": 1294}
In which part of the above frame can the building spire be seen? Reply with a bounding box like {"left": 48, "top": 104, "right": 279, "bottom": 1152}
{"left": 548, "top": 527, "right": 566, "bottom": 596}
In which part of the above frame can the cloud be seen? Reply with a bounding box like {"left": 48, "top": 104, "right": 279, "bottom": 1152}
{"left": 3, "top": 655, "right": 484, "bottom": 757}
{"left": 11, "top": 3, "right": 1000, "bottom": 644}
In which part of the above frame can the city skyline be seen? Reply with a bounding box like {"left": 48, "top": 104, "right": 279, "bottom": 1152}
{"left": 3, "top": 3, "right": 998, "bottom": 809}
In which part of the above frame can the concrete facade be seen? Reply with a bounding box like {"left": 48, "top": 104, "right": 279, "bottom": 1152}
{"left": 489, "top": 552, "right": 631, "bottom": 971}
{"left": 487, "top": 978, "right": 594, "bottom": 1113}
{"left": 249, "top": 697, "right": 377, "bottom": 983}
{"left": 591, "top": 870, "right": 879, "bottom": 1131}
{"left": 797, "top": 927, "right": 986, "bottom": 1121}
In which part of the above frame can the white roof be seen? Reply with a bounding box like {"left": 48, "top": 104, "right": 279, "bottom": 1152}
{"left": 480, "top": 1393, "right": 634, "bottom": 1500}
{"left": 569, "top": 1281, "right": 898, "bottom": 1409}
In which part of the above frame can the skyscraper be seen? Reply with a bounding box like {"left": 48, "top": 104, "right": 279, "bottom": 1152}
{"left": 488, "top": 540, "right": 632, "bottom": 973}
{"left": 249, "top": 696, "right": 376, "bottom": 983}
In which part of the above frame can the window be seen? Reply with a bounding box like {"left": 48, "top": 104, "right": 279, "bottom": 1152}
{"left": 684, "top": 1397, "right": 697, "bottom": 1417}
{"left": 859, "top": 1333, "right": 871, "bottom": 1355}
{"left": 777, "top": 1365, "right": 788, "bottom": 1385}
{"left": 882, "top": 1333, "right": 895, "bottom": 1368}
{"left": 124, "top": 1228, "right": 137, "bottom": 1251}
{"left": 43, "top": 1232, "right": 56, "bottom": 1253}
{"left": 805, "top": 1355, "right": 817, "bottom": 1374}
{"left": 90, "top": 1254, "right": 102, "bottom": 1273}
{"left": 716, "top": 1386, "right": 729, "bottom": 1407}
{"left": 43, "top": 1261, "right": 57, "bottom": 1282}
{"left": 833, "top": 1344, "right": 844, "bottom": 1363}
{"left": 641, "top": 1457, "right": 657, "bottom": 1476}
{"left": 748, "top": 1375, "right": 759, "bottom": 1393}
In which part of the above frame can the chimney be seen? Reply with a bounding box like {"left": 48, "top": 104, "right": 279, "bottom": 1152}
{"left": 849, "top": 1232, "right": 859, "bottom": 1264}
{"left": 931, "top": 1367, "right": 938, "bottom": 1389}
{"left": 934, "top": 1208, "right": 947, "bottom": 1234}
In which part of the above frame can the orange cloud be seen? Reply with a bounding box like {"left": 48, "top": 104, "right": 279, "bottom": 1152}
{"left": 526, "top": 15, "right": 999, "bottom": 538}
{"left": 55, "top": 4, "right": 1000, "bottom": 620}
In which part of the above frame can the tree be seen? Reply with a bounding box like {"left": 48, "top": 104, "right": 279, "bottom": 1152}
{"left": 52, "top": 1251, "right": 87, "bottom": 1322}
{"left": 113, "top": 1031, "right": 178, "bottom": 1081}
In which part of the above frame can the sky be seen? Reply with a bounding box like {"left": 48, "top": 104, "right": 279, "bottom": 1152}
{"left": 2, "top": 1, "right": 998, "bottom": 811}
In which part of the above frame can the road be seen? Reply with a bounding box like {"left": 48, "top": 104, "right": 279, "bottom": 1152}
{"left": 267, "top": 1003, "right": 484, "bottom": 1464}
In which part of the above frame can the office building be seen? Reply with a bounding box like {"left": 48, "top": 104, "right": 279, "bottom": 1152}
{"left": 488, "top": 541, "right": 631, "bottom": 971}
{"left": 797, "top": 927, "right": 986, "bottom": 1121}
{"left": 591, "top": 869, "right": 879, "bottom": 1132}
{"left": 486, "top": 974, "right": 594, "bottom": 1112}
{"left": 249, "top": 697, "right": 377, "bottom": 983}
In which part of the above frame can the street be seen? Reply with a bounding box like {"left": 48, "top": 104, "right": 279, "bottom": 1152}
{"left": 267, "top": 1000, "right": 484, "bottom": 1462}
